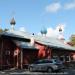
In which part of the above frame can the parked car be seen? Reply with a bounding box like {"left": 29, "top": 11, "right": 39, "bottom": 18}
{"left": 28, "top": 59, "right": 64, "bottom": 72}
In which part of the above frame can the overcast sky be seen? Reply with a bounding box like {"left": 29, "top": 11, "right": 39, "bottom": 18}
{"left": 0, "top": 0, "right": 75, "bottom": 40}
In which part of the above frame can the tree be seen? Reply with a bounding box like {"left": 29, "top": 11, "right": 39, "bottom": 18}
{"left": 4, "top": 29, "right": 9, "bottom": 32}
{"left": 0, "top": 28, "right": 3, "bottom": 32}
{"left": 0, "top": 28, "right": 9, "bottom": 33}
{"left": 69, "top": 35, "right": 75, "bottom": 46}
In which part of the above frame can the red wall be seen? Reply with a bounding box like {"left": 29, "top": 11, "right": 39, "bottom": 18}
{"left": 35, "top": 43, "right": 51, "bottom": 59}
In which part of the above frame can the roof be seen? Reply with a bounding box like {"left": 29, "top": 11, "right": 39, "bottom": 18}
{"left": 0, "top": 31, "right": 37, "bottom": 50}
{"left": 0, "top": 31, "right": 31, "bottom": 42}
{"left": 34, "top": 35, "right": 75, "bottom": 51}
{"left": 13, "top": 40, "right": 37, "bottom": 50}
{"left": 0, "top": 30, "right": 75, "bottom": 51}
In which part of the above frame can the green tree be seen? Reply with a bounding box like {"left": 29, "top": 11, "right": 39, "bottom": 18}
{"left": 0, "top": 28, "right": 9, "bottom": 33}
{"left": 4, "top": 28, "right": 9, "bottom": 32}
{"left": 0, "top": 28, "right": 3, "bottom": 32}
{"left": 69, "top": 35, "right": 75, "bottom": 46}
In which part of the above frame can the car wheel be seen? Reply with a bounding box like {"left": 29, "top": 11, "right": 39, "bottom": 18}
{"left": 29, "top": 67, "right": 33, "bottom": 72}
{"left": 48, "top": 68, "right": 52, "bottom": 72}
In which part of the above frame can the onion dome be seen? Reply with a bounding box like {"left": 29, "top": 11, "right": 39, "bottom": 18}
{"left": 41, "top": 27, "right": 47, "bottom": 35}
{"left": 59, "top": 27, "right": 62, "bottom": 32}
{"left": 10, "top": 17, "right": 16, "bottom": 25}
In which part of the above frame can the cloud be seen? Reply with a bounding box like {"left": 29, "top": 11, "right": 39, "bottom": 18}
{"left": 46, "top": 27, "right": 59, "bottom": 38}
{"left": 19, "top": 27, "right": 26, "bottom": 32}
{"left": 64, "top": 2, "right": 75, "bottom": 10}
{"left": 38, "top": 24, "right": 65, "bottom": 38}
{"left": 45, "top": 1, "right": 75, "bottom": 13}
{"left": 46, "top": 24, "right": 65, "bottom": 38}
{"left": 56, "top": 24, "right": 65, "bottom": 32}
{"left": 45, "top": 2, "right": 61, "bottom": 13}
{"left": 37, "top": 27, "right": 58, "bottom": 38}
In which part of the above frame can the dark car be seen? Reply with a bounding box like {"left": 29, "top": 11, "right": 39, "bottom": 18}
{"left": 28, "top": 59, "right": 64, "bottom": 72}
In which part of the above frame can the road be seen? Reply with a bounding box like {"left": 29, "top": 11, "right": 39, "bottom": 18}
{"left": 0, "top": 69, "right": 75, "bottom": 75}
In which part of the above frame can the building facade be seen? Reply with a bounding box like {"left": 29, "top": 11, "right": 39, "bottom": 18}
{"left": 0, "top": 31, "right": 75, "bottom": 70}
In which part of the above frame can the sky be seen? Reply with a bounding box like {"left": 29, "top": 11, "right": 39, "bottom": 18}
{"left": 0, "top": 0, "right": 75, "bottom": 41}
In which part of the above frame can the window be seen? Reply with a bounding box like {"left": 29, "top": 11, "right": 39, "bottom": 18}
{"left": 5, "top": 50, "right": 10, "bottom": 55}
{"left": 42, "top": 60, "right": 53, "bottom": 63}
{"left": 60, "top": 56, "right": 65, "bottom": 62}
{"left": 65, "top": 56, "right": 70, "bottom": 62}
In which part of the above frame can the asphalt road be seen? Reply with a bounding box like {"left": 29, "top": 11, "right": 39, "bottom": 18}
{"left": 0, "top": 69, "right": 75, "bottom": 75}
